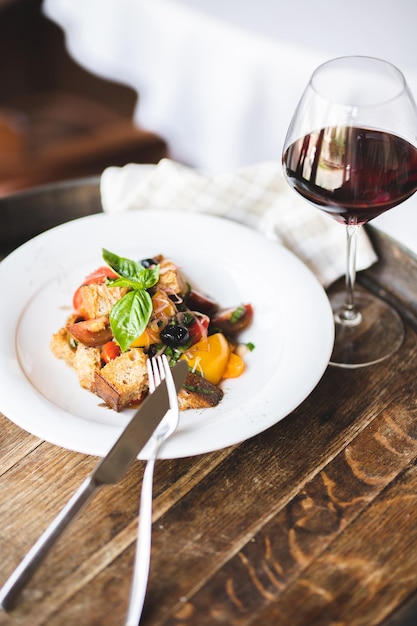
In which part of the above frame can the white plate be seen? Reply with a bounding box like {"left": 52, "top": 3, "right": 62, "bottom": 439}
{"left": 0, "top": 210, "right": 334, "bottom": 459}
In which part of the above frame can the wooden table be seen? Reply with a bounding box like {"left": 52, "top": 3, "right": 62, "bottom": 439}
{"left": 1, "top": 180, "right": 417, "bottom": 626}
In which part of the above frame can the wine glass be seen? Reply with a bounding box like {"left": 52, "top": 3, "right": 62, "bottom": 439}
{"left": 282, "top": 56, "right": 417, "bottom": 368}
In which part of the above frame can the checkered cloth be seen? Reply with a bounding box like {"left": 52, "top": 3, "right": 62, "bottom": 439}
{"left": 100, "top": 159, "right": 377, "bottom": 288}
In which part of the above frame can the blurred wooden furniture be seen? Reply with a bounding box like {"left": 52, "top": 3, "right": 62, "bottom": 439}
{"left": 0, "top": 92, "right": 167, "bottom": 196}
{"left": 1, "top": 180, "right": 417, "bottom": 625}
{"left": 0, "top": 0, "right": 167, "bottom": 196}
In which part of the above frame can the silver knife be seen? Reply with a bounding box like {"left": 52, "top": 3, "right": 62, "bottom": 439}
{"left": 0, "top": 359, "right": 188, "bottom": 611}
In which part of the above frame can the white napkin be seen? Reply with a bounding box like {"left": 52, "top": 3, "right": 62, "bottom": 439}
{"left": 100, "top": 159, "right": 377, "bottom": 288}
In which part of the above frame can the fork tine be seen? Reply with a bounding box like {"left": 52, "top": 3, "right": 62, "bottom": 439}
{"left": 156, "top": 355, "right": 166, "bottom": 382}
{"left": 146, "top": 358, "right": 155, "bottom": 394}
{"left": 161, "top": 355, "right": 177, "bottom": 410}
{"left": 146, "top": 356, "right": 161, "bottom": 393}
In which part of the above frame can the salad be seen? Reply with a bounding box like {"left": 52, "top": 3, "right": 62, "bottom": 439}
{"left": 50, "top": 249, "right": 254, "bottom": 412}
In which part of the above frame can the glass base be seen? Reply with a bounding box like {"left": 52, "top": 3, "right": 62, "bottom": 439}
{"left": 329, "top": 291, "right": 404, "bottom": 368}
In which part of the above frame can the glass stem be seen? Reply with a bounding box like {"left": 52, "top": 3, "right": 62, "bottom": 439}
{"left": 337, "top": 223, "right": 362, "bottom": 326}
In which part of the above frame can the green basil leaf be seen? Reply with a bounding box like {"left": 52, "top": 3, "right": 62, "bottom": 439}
{"left": 140, "top": 265, "right": 160, "bottom": 289}
{"left": 109, "top": 290, "right": 153, "bottom": 352}
{"left": 103, "top": 249, "right": 160, "bottom": 351}
{"left": 103, "top": 249, "right": 160, "bottom": 289}
{"left": 102, "top": 248, "right": 143, "bottom": 280}
{"left": 108, "top": 277, "right": 144, "bottom": 290}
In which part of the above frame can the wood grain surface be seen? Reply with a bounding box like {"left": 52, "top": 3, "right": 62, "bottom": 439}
{"left": 1, "top": 183, "right": 417, "bottom": 625}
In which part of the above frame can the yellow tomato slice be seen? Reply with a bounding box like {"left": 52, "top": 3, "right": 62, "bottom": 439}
{"left": 131, "top": 323, "right": 160, "bottom": 348}
{"left": 152, "top": 290, "right": 177, "bottom": 319}
{"left": 222, "top": 351, "right": 245, "bottom": 379}
{"left": 181, "top": 333, "right": 230, "bottom": 385}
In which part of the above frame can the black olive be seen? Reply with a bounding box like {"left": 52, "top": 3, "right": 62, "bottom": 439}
{"left": 140, "top": 258, "right": 158, "bottom": 268}
{"left": 160, "top": 323, "right": 190, "bottom": 347}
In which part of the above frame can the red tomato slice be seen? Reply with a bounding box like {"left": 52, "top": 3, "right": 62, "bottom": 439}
{"left": 101, "top": 341, "right": 121, "bottom": 363}
{"left": 188, "top": 315, "right": 209, "bottom": 344}
{"left": 82, "top": 266, "right": 119, "bottom": 284}
{"left": 72, "top": 287, "right": 85, "bottom": 314}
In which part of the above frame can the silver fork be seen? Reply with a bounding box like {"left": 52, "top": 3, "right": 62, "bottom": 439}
{"left": 125, "top": 354, "right": 180, "bottom": 626}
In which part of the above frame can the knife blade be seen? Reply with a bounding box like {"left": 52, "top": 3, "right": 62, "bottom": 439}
{"left": 0, "top": 359, "right": 188, "bottom": 611}
{"left": 94, "top": 359, "right": 188, "bottom": 484}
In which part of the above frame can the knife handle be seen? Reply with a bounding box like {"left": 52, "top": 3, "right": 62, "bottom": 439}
{"left": 0, "top": 476, "right": 98, "bottom": 611}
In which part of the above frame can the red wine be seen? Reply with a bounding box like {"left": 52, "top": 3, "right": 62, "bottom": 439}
{"left": 283, "top": 127, "right": 417, "bottom": 225}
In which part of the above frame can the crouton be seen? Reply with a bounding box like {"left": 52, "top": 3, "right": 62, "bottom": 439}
{"left": 50, "top": 326, "right": 75, "bottom": 368}
{"left": 73, "top": 344, "right": 102, "bottom": 390}
{"left": 157, "top": 269, "right": 186, "bottom": 295}
{"left": 93, "top": 348, "right": 148, "bottom": 411}
{"left": 80, "top": 283, "right": 128, "bottom": 319}
{"left": 154, "top": 255, "right": 187, "bottom": 295}
{"left": 178, "top": 372, "right": 223, "bottom": 410}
